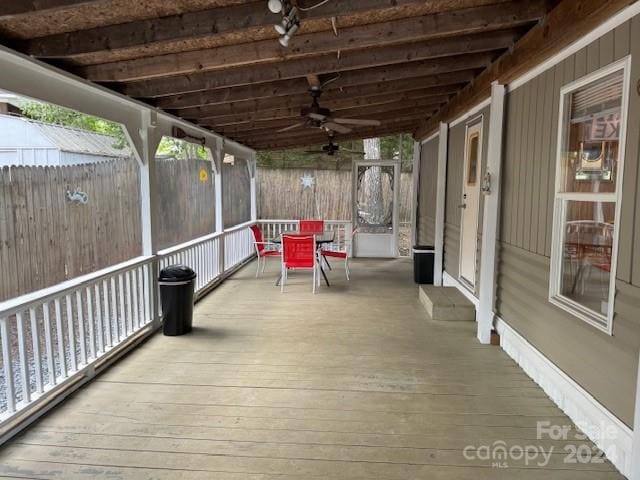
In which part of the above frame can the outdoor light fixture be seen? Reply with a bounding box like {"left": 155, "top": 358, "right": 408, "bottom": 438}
{"left": 278, "top": 22, "right": 299, "bottom": 47}
{"left": 267, "top": 0, "right": 283, "bottom": 13}
{"left": 270, "top": 2, "right": 300, "bottom": 47}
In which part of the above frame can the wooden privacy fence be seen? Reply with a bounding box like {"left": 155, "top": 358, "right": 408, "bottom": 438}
{"left": 0, "top": 158, "right": 226, "bottom": 302}
{"left": 257, "top": 168, "right": 413, "bottom": 222}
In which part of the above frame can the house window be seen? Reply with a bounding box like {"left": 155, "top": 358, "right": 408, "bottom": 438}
{"left": 549, "top": 59, "right": 629, "bottom": 334}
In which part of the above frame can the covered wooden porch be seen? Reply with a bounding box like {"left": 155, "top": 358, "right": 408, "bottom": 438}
{"left": 0, "top": 259, "right": 623, "bottom": 479}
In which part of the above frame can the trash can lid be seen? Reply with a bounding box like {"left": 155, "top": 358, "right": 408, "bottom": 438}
{"left": 159, "top": 264, "right": 197, "bottom": 282}
{"left": 412, "top": 245, "right": 434, "bottom": 252}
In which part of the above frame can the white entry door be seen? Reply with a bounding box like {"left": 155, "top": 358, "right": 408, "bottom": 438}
{"left": 459, "top": 120, "right": 483, "bottom": 287}
{"left": 353, "top": 160, "right": 400, "bottom": 257}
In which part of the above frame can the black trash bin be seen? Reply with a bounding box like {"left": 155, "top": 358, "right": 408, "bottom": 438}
{"left": 413, "top": 246, "right": 434, "bottom": 284}
{"left": 159, "top": 265, "right": 197, "bottom": 336}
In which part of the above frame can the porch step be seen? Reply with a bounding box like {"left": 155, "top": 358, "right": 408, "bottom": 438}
{"left": 419, "top": 285, "right": 476, "bottom": 321}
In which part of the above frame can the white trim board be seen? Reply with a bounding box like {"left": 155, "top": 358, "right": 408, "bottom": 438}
{"left": 421, "top": 131, "right": 439, "bottom": 144}
{"left": 496, "top": 318, "right": 633, "bottom": 478}
{"left": 449, "top": 98, "right": 491, "bottom": 128}
{"left": 509, "top": 2, "right": 640, "bottom": 91}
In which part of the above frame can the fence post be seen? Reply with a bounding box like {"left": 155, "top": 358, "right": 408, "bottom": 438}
{"left": 138, "top": 110, "right": 161, "bottom": 326}
{"left": 213, "top": 140, "right": 225, "bottom": 274}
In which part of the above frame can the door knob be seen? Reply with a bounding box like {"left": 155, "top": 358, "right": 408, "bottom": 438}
{"left": 458, "top": 203, "right": 467, "bottom": 209}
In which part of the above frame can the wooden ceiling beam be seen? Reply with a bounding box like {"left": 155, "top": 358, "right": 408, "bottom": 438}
{"left": 234, "top": 109, "right": 434, "bottom": 145}
{"left": 122, "top": 51, "right": 494, "bottom": 98}
{"left": 190, "top": 85, "right": 463, "bottom": 134}
{"left": 0, "top": 0, "right": 95, "bottom": 18}
{"left": 414, "top": 0, "right": 636, "bottom": 139}
{"left": 245, "top": 121, "right": 420, "bottom": 150}
{"left": 148, "top": 31, "right": 502, "bottom": 109}
{"left": 24, "top": 0, "right": 503, "bottom": 58}
{"left": 202, "top": 97, "right": 443, "bottom": 128}
{"left": 175, "top": 89, "right": 453, "bottom": 121}
{"left": 78, "top": 4, "right": 537, "bottom": 82}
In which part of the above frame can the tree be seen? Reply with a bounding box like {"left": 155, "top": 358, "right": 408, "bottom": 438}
{"left": 20, "top": 101, "right": 128, "bottom": 148}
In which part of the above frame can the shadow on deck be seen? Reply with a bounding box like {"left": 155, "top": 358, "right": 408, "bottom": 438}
{"left": 0, "top": 258, "right": 624, "bottom": 479}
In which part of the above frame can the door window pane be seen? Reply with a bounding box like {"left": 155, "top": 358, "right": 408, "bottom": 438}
{"left": 466, "top": 133, "right": 479, "bottom": 186}
{"left": 559, "top": 70, "right": 623, "bottom": 193}
{"left": 560, "top": 200, "right": 614, "bottom": 318}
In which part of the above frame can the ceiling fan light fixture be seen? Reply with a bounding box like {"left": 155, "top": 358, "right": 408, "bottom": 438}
{"left": 267, "top": 0, "right": 283, "bottom": 13}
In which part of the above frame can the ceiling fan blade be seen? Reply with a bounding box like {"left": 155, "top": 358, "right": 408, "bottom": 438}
{"left": 304, "top": 150, "right": 326, "bottom": 154}
{"left": 277, "top": 121, "right": 307, "bottom": 133}
{"left": 324, "top": 122, "right": 352, "bottom": 134}
{"left": 332, "top": 118, "right": 381, "bottom": 126}
{"left": 342, "top": 148, "right": 366, "bottom": 154}
{"left": 307, "top": 112, "right": 327, "bottom": 121}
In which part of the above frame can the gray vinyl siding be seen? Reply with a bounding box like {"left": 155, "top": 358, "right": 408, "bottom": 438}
{"left": 417, "top": 137, "right": 438, "bottom": 245}
{"left": 444, "top": 105, "right": 490, "bottom": 293}
{"left": 496, "top": 17, "right": 640, "bottom": 427}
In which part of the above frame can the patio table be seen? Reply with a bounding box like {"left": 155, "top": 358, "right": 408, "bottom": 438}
{"left": 273, "top": 231, "right": 335, "bottom": 287}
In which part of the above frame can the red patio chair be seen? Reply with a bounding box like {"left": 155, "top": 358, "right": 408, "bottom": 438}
{"left": 299, "top": 220, "right": 324, "bottom": 233}
{"left": 250, "top": 224, "right": 280, "bottom": 277}
{"left": 320, "top": 227, "right": 357, "bottom": 280}
{"left": 281, "top": 234, "right": 319, "bottom": 293}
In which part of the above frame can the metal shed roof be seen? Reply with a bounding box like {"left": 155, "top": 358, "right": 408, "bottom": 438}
{"left": 28, "top": 118, "right": 131, "bottom": 158}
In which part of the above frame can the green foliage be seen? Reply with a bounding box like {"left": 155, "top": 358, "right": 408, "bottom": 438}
{"left": 20, "top": 101, "right": 128, "bottom": 148}
{"left": 156, "top": 136, "right": 210, "bottom": 161}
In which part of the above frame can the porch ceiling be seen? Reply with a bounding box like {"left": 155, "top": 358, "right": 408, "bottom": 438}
{"left": 0, "top": 0, "right": 553, "bottom": 149}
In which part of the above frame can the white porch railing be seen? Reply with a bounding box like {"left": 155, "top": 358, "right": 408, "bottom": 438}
{"left": 0, "top": 223, "right": 256, "bottom": 435}
{"left": 257, "top": 220, "right": 353, "bottom": 256}
{"left": 0, "top": 255, "right": 155, "bottom": 427}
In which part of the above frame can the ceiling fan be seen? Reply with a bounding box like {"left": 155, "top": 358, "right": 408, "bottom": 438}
{"left": 304, "top": 133, "right": 366, "bottom": 157}
{"left": 277, "top": 75, "right": 381, "bottom": 134}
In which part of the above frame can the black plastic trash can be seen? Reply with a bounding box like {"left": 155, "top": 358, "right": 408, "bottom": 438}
{"left": 413, "top": 246, "right": 435, "bottom": 284}
{"left": 159, "top": 265, "right": 197, "bottom": 336}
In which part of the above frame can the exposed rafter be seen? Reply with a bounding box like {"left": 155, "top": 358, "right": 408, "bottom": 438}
{"left": 0, "top": 0, "right": 93, "bottom": 18}
{"left": 414, "top": 0, "right": 636, "bottom": 139}
{"left": 76, "top": 5, "right": 535, "bottom": 81}
{"left": 25, "top": 0, "right": 510, "bottom": 58}
{"left": 122, "top": 52, "right": 496, "bottom": 98}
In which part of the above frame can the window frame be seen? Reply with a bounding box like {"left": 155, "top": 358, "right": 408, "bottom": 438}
{"left": 548, "top": 57, "right": 631, "bottom": 335}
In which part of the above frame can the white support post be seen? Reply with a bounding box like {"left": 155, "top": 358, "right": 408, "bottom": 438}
{"left": 410, "top": 141, "right": 421, "bottom": 254}
{"left": 632, "top": 350, "right": 640, "bottom": 480}
{"left": 213, "top": 141, "right": 225, "bottom": 272}
{"left": 477, "top": 82, "right": 506, "bottom": 344}
{"left": 137, "top": 110, "right": 161, "bottom": 326}
{"left": 433, "top": 122, "right": 448, "bottom": 286}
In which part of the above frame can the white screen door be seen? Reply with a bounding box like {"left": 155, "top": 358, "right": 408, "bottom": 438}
{"left": 459, "top": 120, "right": 483, "bottom": 287}
{"left": 353, "top": 160, "right": 400, "bottom": 257}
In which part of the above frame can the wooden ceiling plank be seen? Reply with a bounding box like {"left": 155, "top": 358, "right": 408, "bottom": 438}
{"left": 78, "top": 4, "right": 539, "bottom": 82}
{"left": 203, "top": 96, "right": 445, "bottom": 127}
{"left": 414, "top": 0, "right": 636, "bottom": 139}
{"left": 246, "top": 120, "right": 420, "bottom": 150}
{"left": 25, "top": 0, "right": 510, "bottom": 58}
{"left": 121, "top": 51, "right": 494, "bottom": 98}
{"left": 150, "top": 37, "right": 500, "bottom": 109}
{"left": 236, "top": 110, "right": 434, "bottom": 144}
{"left": 0, "top": 0, "right": 95, "bottom": 17}
{"left": 174, "top": 88, "right": 454, "bottom": 120}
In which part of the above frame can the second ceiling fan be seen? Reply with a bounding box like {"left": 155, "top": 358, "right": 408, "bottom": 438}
{"left": 277, "top": 75, "right": 382, "bottom": 134}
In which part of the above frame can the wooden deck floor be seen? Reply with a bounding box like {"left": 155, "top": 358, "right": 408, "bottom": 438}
{"left": 0, "top": 259, "right": 624, "bottom": 479}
